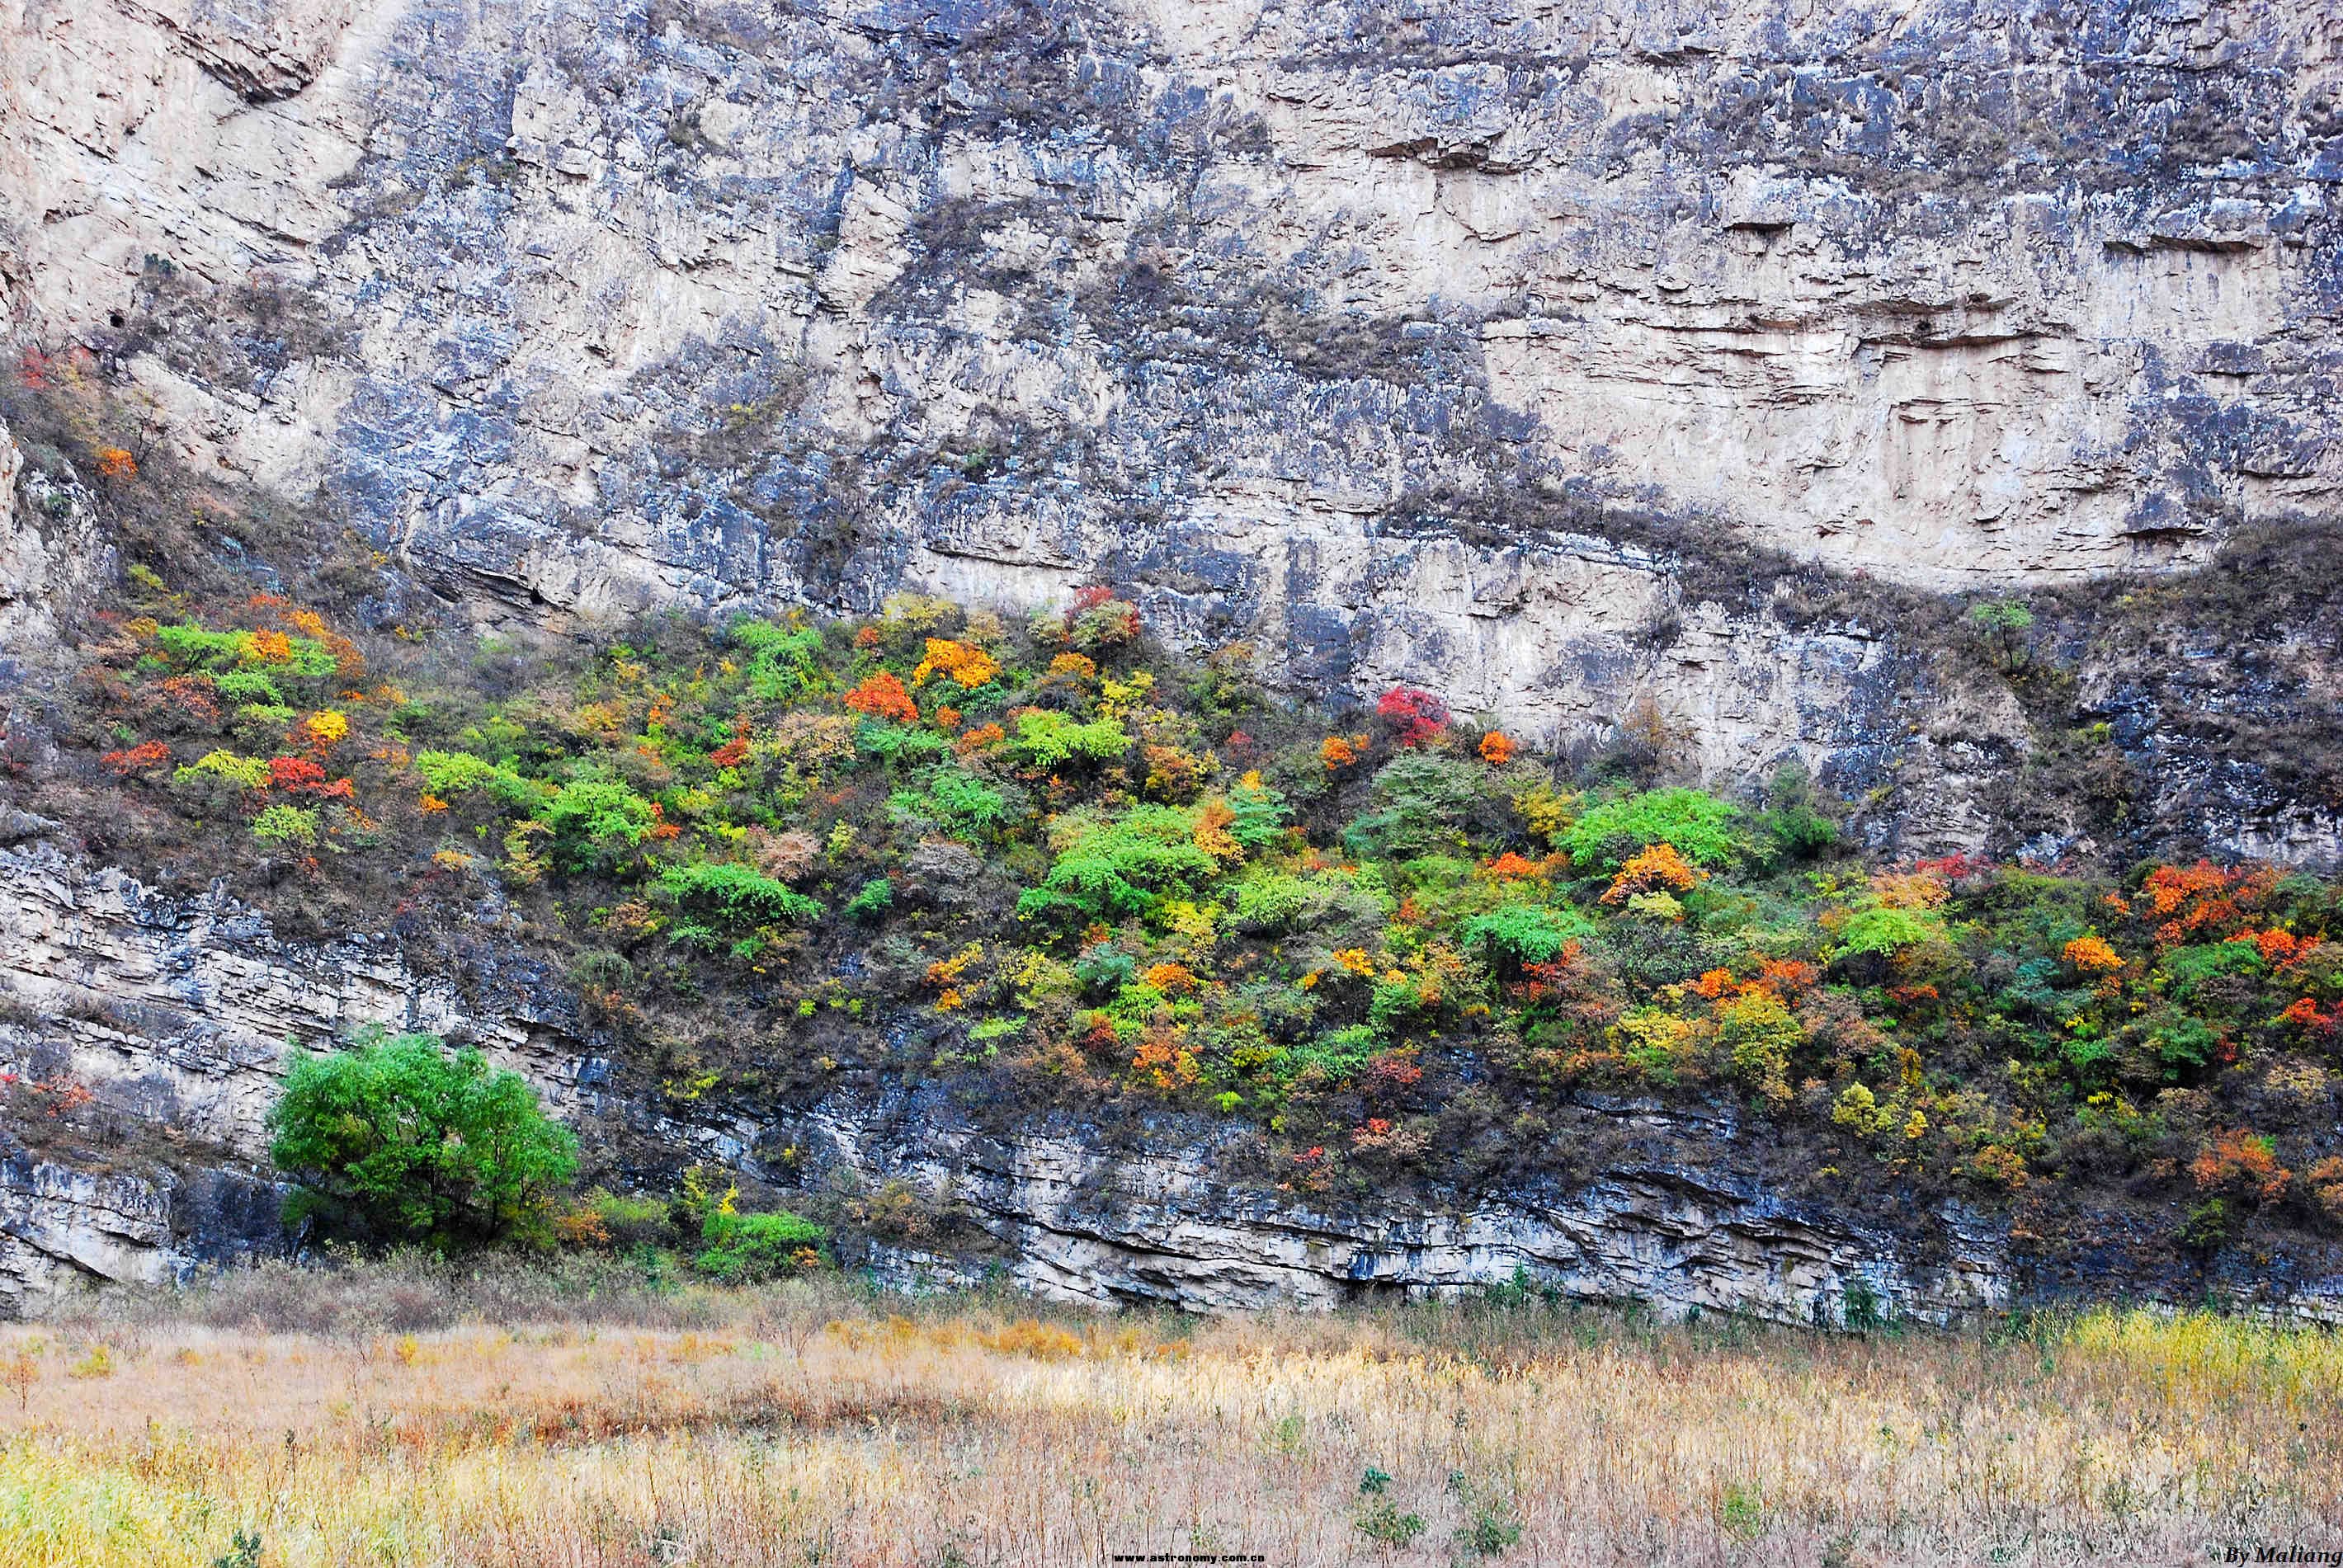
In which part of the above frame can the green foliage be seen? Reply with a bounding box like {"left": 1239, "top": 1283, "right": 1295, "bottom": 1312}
{"left": 727, "top": 618, "right": 824, "bottom": 699}
{"left": 1834, "top": 904, "right": 1945, "bottom": 959}
{"left": 1232, "top": 869, "right": 1310, "bottom": 932}
{"left": 1561, "top": 789, "right": 1744, "bottom": 870}
{"left": 1017, "top": 806, "right": 1215, "bottom": 925}
{"left": 1275, "top": 1024, "right": 1381, "bottom": 1085}
{"left": 173, "top": 750, "right": 270, "bottom": 790}
{"left": 924, "top": 768, "right": 1015, "bottom": 836}
{"left": 1226, "top": 773, "right": 1290, "bottom": 848}
{"left": 656, "top": 861, "right": 821, "bottom": 927}
{"left": 416, "top": 750, "right": 545, "bottom": 808}
{"left": 250, "top": 803, "right": 319, "bottom": 846}
{"left": 210, "top": 1528, "right": 264, "bottom": 1568}
{"left": 1342, "top": 752, "right": 1483, "bottom": 859}
{"left": 540, "top": 777, "right": 658, "bottom": 871}
{"left": 213, "top": 670, "right": 284, "bottom": 704}
{"left": 1451, "top": 1473, "right": 1524, "bottom": 1557}
{"left": 153, "top": 624, "right": 251, "bottom": 669}
{"left": 856, "top": 721, "right": 953, "bottom": 766}
{"left": 693, "top": 1208, "right": 827, "bottom": 1282}
{"left": 844, "top": 878, "right": 893, "bottom": 921}
{"left": 1002, "top": 709, "right": 1130, "bottom": 769}
{"left": 1460, "top": 902, "right": 1592, "bottom": 966}
{"left": 1355, "top": 1498, "right": 1426, "bottom": 1547}
{"left": 1968, "top": 600, "right": 2035, "bottom": 671}
{"left": 266, "top": 1030, "right": 579, "bottom": 1246}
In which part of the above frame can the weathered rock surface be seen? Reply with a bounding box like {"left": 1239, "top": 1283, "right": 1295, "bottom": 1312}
{"left": 0, "top": 417, "right": 115, "bottom": 675}
{"left": 3, "top": 839, "right": 2339, "bottom": 1324}
{"left": 0, "top": 1147, "right": 289, "bottom": 1320}
{"left": 0, "top": 842, "right": 591, "bottom": 1155}
{"left": 4, "top": 0, "right": 2340, "bottom": 841}
{"left": 804, "top": 1090, "right": 2015, "bottom": 1325}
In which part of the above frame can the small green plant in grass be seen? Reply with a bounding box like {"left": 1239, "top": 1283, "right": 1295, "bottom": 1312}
{"left": 210, "top": 1528, "right": 264, "bottom": 1568}
{"left": 1448, "top": 1472, "right": 1523, "bottom": 1556}
{"left": 1355, "top": 1496, "right": 1425, "bottom": 1547}
{"left": 1719, "top": 1480, "right": 1765, "bottom": 1540}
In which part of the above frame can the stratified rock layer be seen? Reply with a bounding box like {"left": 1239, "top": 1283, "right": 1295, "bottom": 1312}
{"left": 6, "top": 838, "right": 2340, "bottom": 1323}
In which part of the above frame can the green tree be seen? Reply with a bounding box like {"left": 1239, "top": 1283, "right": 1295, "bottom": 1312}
{"left": 266, "top": 1030, "right": 579, "bottom": 1246}
{"left": 1968, "top": 600, "right": 2034, "bottom": 672}
{"left": 1460, "top": 902, "right": 1594, "bottom": 969}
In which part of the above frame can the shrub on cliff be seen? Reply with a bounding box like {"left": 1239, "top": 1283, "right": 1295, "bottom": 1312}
{"left": 267, "top": 1030, "right": 579, "bottom": 1248}
{"left": 1561, "top": 788, "right": 1745, "bottom": 870}
{"left": 693, "top": 1208, "right": 828, "bottom": 1282}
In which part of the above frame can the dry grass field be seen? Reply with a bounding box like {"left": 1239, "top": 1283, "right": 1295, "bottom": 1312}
{"left": 2, "top": 1264, "right": 2339, "bottom": 1567}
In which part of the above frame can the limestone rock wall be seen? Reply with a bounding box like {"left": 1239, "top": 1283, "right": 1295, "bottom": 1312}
{"left": 6, "top": 836, "right": 2340, "bottom": 1324}
{"left": 803, "top": 1091, "right": 2015, "bottom": 1325}
{"left": 0, "top": 417, "right": 115, "bottom": 675}
{"left": 0, "top": 1151, "right": 289, "bottom": 1320}
{"left": 0, "top": 836, "right": 2019, "bottom": 1321}
{"left": 3, "top": 0, "right": 2339, "bottom": 809}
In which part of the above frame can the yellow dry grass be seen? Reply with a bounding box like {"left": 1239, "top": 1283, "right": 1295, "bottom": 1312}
{"left": 2, "top": 1288, "right": 2338, "bottom": 1566}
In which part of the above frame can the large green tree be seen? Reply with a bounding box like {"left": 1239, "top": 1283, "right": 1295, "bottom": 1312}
{"left": 267, "top": 1030, "right": 578, "bottom": 1246}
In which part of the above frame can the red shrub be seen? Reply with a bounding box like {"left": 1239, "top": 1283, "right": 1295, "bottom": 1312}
{"left": 842, "top": 671, "right": 918, "bottom": 723}
{"left": 1375, "top": 686, "right": 1449, "bottom": 746}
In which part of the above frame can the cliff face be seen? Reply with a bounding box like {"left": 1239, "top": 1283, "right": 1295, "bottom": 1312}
{"left": 5, "top": 0, "right": 2342, "bottom": 847}
{"left": 5, "top": 1, "right": 2343, "bottom": 1315}
{"left": 7, "top": 834, "right": 2340, "bottom": 1323}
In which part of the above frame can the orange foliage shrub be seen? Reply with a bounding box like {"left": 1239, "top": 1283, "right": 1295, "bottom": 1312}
{"left": 707, "top": 737, "right": 752, "bottom": 769}
{"left": 1143, "top": 963, "right": 1199, "bottom": 993}
{"left": 955, "top": 722, "right": 1005, "bottom": 755}
{"left": 2191, "top": 1129, "right": 2290, "bottom": 1203}
{"left": 101, "top": 740, "right": 170, "bottom": 776}
{"left": 2063, "top": 935, "right": 2124, "bottom": 975}
{"left": 1320, "top": 733, "right": 1370, "bottom": 771}
{"left": 1143, "top": 743, "right": 1204, "bottom": 800}
{"left": 1130, "top": 1031, "right": 1199, "bottom": 1090}
{"left": 266, "top": 756, "right": 351, "bottom": 798}
{"left": 1600, "top": 842, "right": 1703, "bottom": 905}
{"left": 157, "top": 676, "right": 219, "bottom": 723}
{"left": 1478, "top": 731, "right": 1516, "bottom": 765}
{"left": 93, "top": 446, "right": 137, "bottom": 483}
{"left": 2232, "top": 929, "right": 2301, "bottom": 963}
{"left": 2134, "top": 860, "right": 2276, "bottom": 946}
{"left": 1870, "top": 870, "right": 1950, "bottom": 910}
{"left": 1756, "top": 957, "right": 1820, "bottom": 996}
{"left": 1191, "top": 798, "right": 1239, "bottom": 860}
{"left": 912, "top": 638, "right": 999, "bottom": 690}
{"left": 843, "top": 671, "right": 918, "bottom": 723}
{"left": 2311, "top": 1157, "right": 2343, "bottom": 1227}
{"left": 1481, "top": 851, "right": 1543, "bottom": 880}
